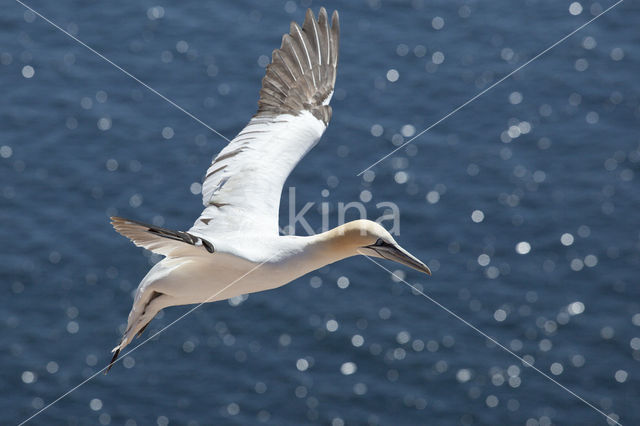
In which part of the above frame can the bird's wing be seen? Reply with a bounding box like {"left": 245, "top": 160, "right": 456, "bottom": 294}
{"left": 189, "top": 8, "right": 339, "bottom": 238}
{"left": 111, "top": 217, "right": 214, "bottom": 257}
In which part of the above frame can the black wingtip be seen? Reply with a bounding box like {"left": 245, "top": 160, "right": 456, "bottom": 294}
{"left": 105, "top": 348, "right": 120, "bottom": 374}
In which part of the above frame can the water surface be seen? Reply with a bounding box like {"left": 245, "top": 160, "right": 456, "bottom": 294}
{"left": 1, "top": 1, "right": 638, "bottom": 424}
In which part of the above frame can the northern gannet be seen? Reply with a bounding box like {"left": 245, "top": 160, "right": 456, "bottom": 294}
{"left": 107, "top": 8, "right": 430, "bottom": 372}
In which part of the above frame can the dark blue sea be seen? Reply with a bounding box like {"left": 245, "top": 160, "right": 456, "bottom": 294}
{"left": 2, "top": 0, "right": 638, "bottom": 424}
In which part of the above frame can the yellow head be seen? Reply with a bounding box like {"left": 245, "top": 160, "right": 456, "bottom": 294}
{"left": 324, "top": 220, "right": 431, "bottom": 275}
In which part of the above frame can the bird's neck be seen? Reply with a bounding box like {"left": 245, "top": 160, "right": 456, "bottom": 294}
{"left": 298, "top": 223, "right": 362, "bottom": 269}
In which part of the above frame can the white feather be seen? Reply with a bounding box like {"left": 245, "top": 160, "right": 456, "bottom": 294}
{"left": 191, "top": 111, "right": 326, "bottom": 237}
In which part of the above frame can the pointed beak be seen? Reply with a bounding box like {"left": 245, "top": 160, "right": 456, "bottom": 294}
{"left": 360, "top": 243, "right": 432, "bottom": 276}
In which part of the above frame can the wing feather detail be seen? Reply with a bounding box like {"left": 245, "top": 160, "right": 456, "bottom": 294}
{"left": 190, "top": 9, "right": 339, "bottom": 238}
{"left": 193, "top": 112, "right": 325, "bottom": 237}
{"left": 256, "top": 8, "right": 339, "bottom": 125}
{"left": 189, "top": 8, "right": 340, "bottom": 237}
{"left": 111, "top": 217, "right": 214, "bottom": 257}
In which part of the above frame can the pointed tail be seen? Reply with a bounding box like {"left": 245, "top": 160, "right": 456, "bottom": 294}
{"left": 105, "top": 347, "right": 121, "bottom": 374}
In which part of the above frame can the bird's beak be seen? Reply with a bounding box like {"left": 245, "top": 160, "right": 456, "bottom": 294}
{"left": 360, "top": 243, "right": 432, "bottom": 276}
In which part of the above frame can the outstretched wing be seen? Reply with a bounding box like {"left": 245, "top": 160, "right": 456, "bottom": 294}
{"left": 111, "top": 217, "right": 214, "bottom": 257}
{"left": 190, "top": 8, "right": 339, "bottom": 238}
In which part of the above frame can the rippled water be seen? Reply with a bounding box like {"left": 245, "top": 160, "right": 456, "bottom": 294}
{"left": 2, "top": 1, "right": 638, "bottom": 425}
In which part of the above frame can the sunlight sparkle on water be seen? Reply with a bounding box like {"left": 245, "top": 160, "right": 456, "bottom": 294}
{"left": 515, "top": 241, "right": 531, "bottom": 254}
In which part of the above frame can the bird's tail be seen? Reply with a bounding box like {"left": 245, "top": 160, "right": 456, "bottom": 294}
{"left": 105, "top": 320, "right": 142, "bottom": 374}
{"left": 106, "top": 346, "right": 121, "bottom": 374}
{"left": 105, "top": 289, "right": 166, "bottom": 374}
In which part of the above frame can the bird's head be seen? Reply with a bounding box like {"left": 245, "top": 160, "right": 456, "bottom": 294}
{"left": 330, "top": 220, "right": 431, "bottom": 275}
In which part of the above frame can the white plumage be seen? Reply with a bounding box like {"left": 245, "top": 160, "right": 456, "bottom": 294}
{"left": 193, "top": 111, "right": 326, "bottom": 236}
{"left": 107, "top": 8, "right": 429, "bottom": 372}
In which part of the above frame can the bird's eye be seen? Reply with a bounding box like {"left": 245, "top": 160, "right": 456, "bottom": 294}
{"left": 374, "top": 238, "right": 388, "bottom": 246}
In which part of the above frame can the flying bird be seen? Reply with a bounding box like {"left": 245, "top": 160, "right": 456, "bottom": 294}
{"left": 107, "top": 8, "right": 430, "bottom": 372}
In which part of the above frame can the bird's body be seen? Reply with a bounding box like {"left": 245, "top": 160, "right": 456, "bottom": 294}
{"left": 129, "top": 234, "right": 327, "bottom": 316}
{"left": 107, "top": 8, "right": 430, "bottom": 371}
